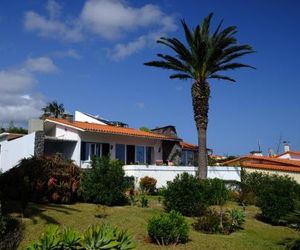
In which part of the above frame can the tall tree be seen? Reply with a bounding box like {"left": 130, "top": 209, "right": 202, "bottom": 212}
{"left": 144, "top": 13, "right": 255, "bottom": 178}
{"left": 41, "top": 101, "right": 65, "bottom": 119}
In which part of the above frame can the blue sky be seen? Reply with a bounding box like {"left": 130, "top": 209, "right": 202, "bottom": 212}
{"left": 0, "top": 0, "right": 299, "bottom": 156}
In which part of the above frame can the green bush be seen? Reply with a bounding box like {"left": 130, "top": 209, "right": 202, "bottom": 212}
{"left": 257, "top": 175, "right": 298, "bottom": 223}
{"left": 139, "top": 176, "right": 157, "bottom": 194}
{"left": 0, "top": 217, "right": 23, "bottom": 250}
{"left": 203, "top": 178, "right": 229, "bottom": 206}
{"left": 0, "top": 155, "right": 81, "bottom": 204}
{"left": 81, "top": 157, "right": 127, "bottom": 205}
{"left": 193, "top": 209, "right": 220, "bottom": 234}
{"left": 140, "top": 196, "right": 149, "bottom": 208}
{"left": 225, "top": 208, "right": 246, "bottom": 233}
{"left": 147, "top": 211, "right": 189, "bottom": 245}
{"left": 83, "top": 224, "right": 135, "bottom": 250}
{"left": 163, "top": 173, "right": 208, "bottom": 216}
{"left": 27, "top": 224, "right": 135, "bottom": 250}
{"left": 0, "top": 202, "right": 6, "bottom": 237}
{"left": 193, "top": 208, "right": 245, "bottom": 234}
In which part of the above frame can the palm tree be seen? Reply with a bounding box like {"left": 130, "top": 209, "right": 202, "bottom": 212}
{"left": 144, "top": 13, "right": 255, "bottom": 179}
{"left": 41, "top": 101, "right": 65, "bottom": 119}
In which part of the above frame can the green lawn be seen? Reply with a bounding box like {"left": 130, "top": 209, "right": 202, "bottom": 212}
{"left": 11, "top": 197, "right": 299, "bottom": 250}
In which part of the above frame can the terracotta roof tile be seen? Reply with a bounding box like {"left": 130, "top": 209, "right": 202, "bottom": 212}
{"left": 243, "top": 162, "right": 300, "bottom": 174}
{"left": 276, "top": 151, "right": 300, "bottom": 158}
{"left": 46, "top": 118, "right": 177, "bottom": 140}
{"left": 180, "top": 141, "right": 197, "bottom": 151}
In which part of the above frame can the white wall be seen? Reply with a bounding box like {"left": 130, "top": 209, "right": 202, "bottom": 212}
{"left": 74, "top": 111, "right": 107, "bottom": 125}
{"left": 123, "top": 165, "right": 241, "bottom": 188}
{"left": 0, "top": 133, "right": 35, "bottom": 172}
{"left": 278, "top": 153, "right": 300, "bottom": 161}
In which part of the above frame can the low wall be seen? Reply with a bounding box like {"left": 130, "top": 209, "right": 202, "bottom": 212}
{"left": 123, "top": 165, "right": 241, "bottom": 188}
{"left": 0, "top": 133, "right": 36, "bottom": 172}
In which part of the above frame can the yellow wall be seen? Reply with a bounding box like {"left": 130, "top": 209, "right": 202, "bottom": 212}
{"left": 244, "top": 168, "right": 300, "bottom": 184}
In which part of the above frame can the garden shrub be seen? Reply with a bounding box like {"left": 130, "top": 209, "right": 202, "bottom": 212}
{"left": 163, "top": 173, "right": 208, "bottom": 216}
{"left": 139, "top": 176, "right": 157, "bottom": 194}
{"left": 0, "top": 202, "right": 6, "bottom": 237}
{"left": 0, "top": 154, "right": 81, "bottom": 204}
{"left": 193, "top": 208, "right": 245, "bottom": 234}
{"left": 140, "top": 196, "right": 149, "bottom": 208}
{"left": 193, "top": 209, "right": 220, "bottom": 234}
{"left": 147, "top": 210, "right": 189, "bottom": 245}
{"left": 81, "top": 157, "right": 127, "bottom": 205}
{"left": 257, "top": 175, "right": 298, "bottom": 224}
{"left": 83, "top": 224, "right": 135, "bottom": 249}
{"left": 27, "top": 224, "right": 135, "bottom": 250}
{"left": 225, "top": 208, "right": 246, "bottom": 233}
{"left": 0, "top": 217, "right": 23, "bottom": 250}
{"left": 202, "top": 178, "right": 229, "bottom": 206}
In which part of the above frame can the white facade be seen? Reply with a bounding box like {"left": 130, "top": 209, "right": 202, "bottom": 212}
{"left": 277, "top": 152, "right": 300, "bottom": 161}
{"left": 124, "top": 165, "right": 241, "bottom": 188}
{"left": 74, "top": 111, "right": 107, "bottom": 125}
{"left": 0, "top": 133, "right": 36, "bottom": 172}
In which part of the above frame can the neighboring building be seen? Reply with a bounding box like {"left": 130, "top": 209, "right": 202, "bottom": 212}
{"left": 276, "top": 151, "right": 300, "bottom": 161}
{"left": 223, "top": 154, "right": 300, "bottom": 183}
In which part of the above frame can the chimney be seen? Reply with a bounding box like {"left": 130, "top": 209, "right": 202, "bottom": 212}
{"left": 283, "top": 142, "right": 290, "bottom": 152}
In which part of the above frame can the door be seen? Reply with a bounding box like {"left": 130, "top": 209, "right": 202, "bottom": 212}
{"left": 126, "top": 145, "right": 135, "bottom": 164}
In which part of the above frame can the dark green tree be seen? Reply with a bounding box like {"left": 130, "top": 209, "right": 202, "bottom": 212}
{"left": 144, "top": 13, "right": 255, "bottom": 178}
{"left": 41, "top": 101, "right": 65, "bottom": 119}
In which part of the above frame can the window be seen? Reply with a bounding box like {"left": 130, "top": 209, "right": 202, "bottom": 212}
{"left": 146, "top": 146, "right": 153, "bottom": 164}
{"left": 116, "top": 144, "right": 125, "bottom": 163}
{"left": 135, "top": 146, "right": 145, "bottom": 164}
{"left": 81, "top": 142, "right": 109, "bottom": 161}
{"left": 181, "top": 150, "right": 187, "bottom": 165}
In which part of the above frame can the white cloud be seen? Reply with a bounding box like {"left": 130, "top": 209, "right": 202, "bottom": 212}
{"left": 24, "top": 57, "right": 58, "bottom": 73}
{"left": 80, "top": 0, "right": 176, "bottom": 40}
{"left": 24, "top": 0, "right": 177, "bottom": 59}
{"left": 46, "top": 0, "right": 61, "bottom": 20}
{"left": 24, "top": 10, "right": 83, "bottom": 42}
{"left": 135, "top": 102, "right": 145, "bottom": 109}
{"left": 53, "top": 49, "right": 81, "bottom": 59}
{"left": 0, "top": 57, "right": 57, "bottom": 124}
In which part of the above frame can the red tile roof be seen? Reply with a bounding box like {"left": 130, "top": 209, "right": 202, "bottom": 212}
{"left": 223, "top": 155, "right": 300, "bottom": 173}
{"left": 276, "top": 151, "right": 300, "bottom": 158}
{"left": 45, "top": 118, "right": 177, "bottom": 140}
{"left": 180, "top": 141, "right": 197, "bottom": 151}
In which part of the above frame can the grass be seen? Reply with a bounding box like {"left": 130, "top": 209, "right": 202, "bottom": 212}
{"left": 9, "top": 197, "right": 299, "bottom": 250}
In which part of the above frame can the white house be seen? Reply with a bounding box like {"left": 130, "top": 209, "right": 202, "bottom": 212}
{"left": 0, "top": 111, "right": 241, "bottom": 185}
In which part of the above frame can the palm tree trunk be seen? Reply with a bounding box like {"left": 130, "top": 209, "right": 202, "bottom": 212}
{"left": 192, "top": 81, "right": 210, "bottom": 179}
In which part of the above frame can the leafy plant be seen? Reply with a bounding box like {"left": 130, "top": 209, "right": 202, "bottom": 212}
{"left": 193, "top": 208, "right": 245, "bottom": 234}
{"left": 60, "top": 228, "right": 82, "bottom": 249}
{"left": 147, "top": 210, "right": 189, "bottom": 246}
{"left": 95, "top": 205, "right": 108, "bottom": 219}
{"left": 27, "top": 224, "right": 135, "bottom": 250}
{"left": 225, "top": 209, "right": 246, "bottom": 233}
{"left": 139, "top": 176, "right": 157, "bottom": 194}
{"left": 0, "top": 202, "right": 6, "bottom": 237}
{"left": 27, "top": 225, "right": 61, "bottom": 249}
{"left": 0, "top": 155, "right": 81, "bottom": 204}
{"left": 82, "top": 224, "right": 135, "bottom": 250}
{"left": 257, "top": 175, "right": 298, "bottom": 224}
{"left": 140, "top": 196, "right": 149, "bottom": 208}
{"left": 193, "top": 209, "right": 221, "bottom": 234}
{"left": 163, "top": 173, "right": 208, "bottom": 216}
{"left": 81, "top": 157, "right": 127, "bottom": 206}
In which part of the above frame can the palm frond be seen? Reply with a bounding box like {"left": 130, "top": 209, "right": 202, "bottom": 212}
{"left": 170, "top": 73, "right": 192, "bottom": 80}
{"left": 209, "top": 74, "right": 236, "bottom": 82}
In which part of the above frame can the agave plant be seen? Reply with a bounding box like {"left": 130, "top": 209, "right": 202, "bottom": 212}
{"left": 82, "top": 224, "right": 135, "bottom": 250}
{"left": 27, "top": 225, "right": 61, "bottom": 250}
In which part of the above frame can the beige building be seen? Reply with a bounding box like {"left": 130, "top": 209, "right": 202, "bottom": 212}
{"left": 223, "top": 153, "right": 300, "bottom": 183}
